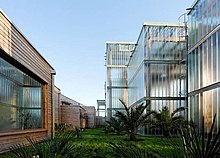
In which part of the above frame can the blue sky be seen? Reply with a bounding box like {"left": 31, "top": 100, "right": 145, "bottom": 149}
{"left": 0, "top": 0, "right": 193, "bottom": 107}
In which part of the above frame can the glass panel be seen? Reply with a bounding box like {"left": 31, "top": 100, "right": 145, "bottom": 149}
{"left": 218, "top": 30, "right": 220, "bottom": 81}
{"left": 212, "top": 89, "right": 217, "bottom": 133}
{"left": 212, "top": 33, "right": 217, "bottom": 83}
{"left": 188, "top": 0, "right": 219, "bottom": 47}
{"left": 218, "top": 88, "right": 220, "bottom": 131}
{"left": 106, "top": 43, "right": 135, "bottom": 118}
{"left": 0, "top": 56, "right": 43, "bottom": 131}
{"left": 203, "top": 90, "right": 212, "bottom": 134}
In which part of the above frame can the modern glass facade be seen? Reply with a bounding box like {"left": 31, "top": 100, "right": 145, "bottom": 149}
{"left": 188, "top": 0, "right": 220, "bottom": 48}
{"left": 128, "top": 23, "right": 187, "bottom": 134}
{"left": 188, "top": 0, "right": 220, "bottom": 133}
{"left": 0, "top": 56, "right": 43, "bottom": 131}
{"left": 105, "top": 24, "right": 187, "bottom": 132}
{"left": 105, "top": 42, "right": 136, "bottom": 119}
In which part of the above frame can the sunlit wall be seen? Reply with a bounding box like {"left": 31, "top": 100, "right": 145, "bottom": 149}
{"left": 128, "top": 23, "right": 187, "bottom": 134}
{"left": 188, "top": 0, "right": 220, "bottom": 48}
{"left": 188, "top": 0, "right": 220, "bottom": 133}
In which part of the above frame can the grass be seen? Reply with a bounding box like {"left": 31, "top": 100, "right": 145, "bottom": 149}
{"left": 71, "top": 128, "right": 184, "bottom": 157}
{"left": 0, "top": 128, "right": 184, "bottom": 158}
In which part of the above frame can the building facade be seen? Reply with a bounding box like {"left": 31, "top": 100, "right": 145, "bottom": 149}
{"left": 82, "top": 106, "right": 96, "bottom": 128}
{"left": 97, "top": 99, "right": 106, "bottom": 117}
{"left": 188, "top": 0, "right": 220, "bottom": 133}
{"left": 0, "top": 10, "right": 55, "bottom": 153}
{"left": 105, "top": 42, "right": 136, "bottom": 119}
{"left": 105, "top": 23, "right": 187, "bottom": 132}
{"left": 128, "top": 22, "right": 186, "bottom": 108}
{"left": 60, "top": 94, "right": 86, "bottom": 130}
{"left": 128, "top": 23, "right": 187, "bottom": 134}
{"left": 53, "top": 86, "right": 61, "bottom": 125}
{"left": 105, "top": 0, "right": 220, "bottom": 134}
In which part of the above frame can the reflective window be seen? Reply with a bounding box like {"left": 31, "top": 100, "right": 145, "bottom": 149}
{"left": 188, "top": 0, "right": 220, "bottom": 134}
{"left": 189, "top": 31, "right": 220, "bottom": 92}
{"left": 0, "top": 57, "right": 43, "bottom": 131}
{"left": 188, "top": 0, "right": 220, "bottom": 48}
{"left": 189, "top": 88, "right": 220, "bottom": 134}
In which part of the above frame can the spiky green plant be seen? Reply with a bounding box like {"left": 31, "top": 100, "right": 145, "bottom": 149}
{"left": 110, "top": 142, "right": 160, "bottom": 158}
{"left": 115, "top": 99, "right": 153, "bottom": 141}
{"left": 55, "top": 123, "right": 70, "bottom": 133}
{"left": 10, "top": 132, "right": 87, "bottom": 158}
{"left": 180, "top": 114, "right": 220, "bottom": 158}
{"left": 151, "top": 106, "right": 185, "bottom": 137}
{"left": 105, "top": 117, "right": 125, "bottom": 135}
{"left": 10, "top": 143, "right": 33, "bottom": 158}
{"left": 75, "top": 127, "right": 82, "bottom": 139}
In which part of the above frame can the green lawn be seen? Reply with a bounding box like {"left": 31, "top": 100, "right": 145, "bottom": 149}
{"left": 71, "top": 128, "right": 183, "bottom": 157}
{"left": 0, "top": 128, "right": 184, "bottom": 158}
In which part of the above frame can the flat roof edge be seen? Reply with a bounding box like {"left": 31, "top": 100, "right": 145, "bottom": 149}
{"left": 106, "top": 41, "right": 136, "bottom": 44}
{"left": 143, "top": 22, "right": 185, "bottom": 27}
{"left": 54, "top": 85, "right": 61, "bottom": 91}
{"left": 0, "top": 9, "right": 55, "bottom": 71}
{"left": 61, "top": 94, "right": 85, "bottom": 106}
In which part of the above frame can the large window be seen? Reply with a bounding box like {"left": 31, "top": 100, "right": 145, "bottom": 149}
{"left": 0, "top": 57, "right": 43, "bottom": 131}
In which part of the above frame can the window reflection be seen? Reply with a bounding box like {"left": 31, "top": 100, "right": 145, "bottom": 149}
{"left": 0, "top": 57, "right": 43, "bottom": 131}
{"left": 188, "top": 0, "right": 220, "bottom": 48}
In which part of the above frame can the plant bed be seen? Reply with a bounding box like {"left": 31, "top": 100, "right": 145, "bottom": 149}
{"left": 1, "top": 128, "right": 188, "bottom": 158}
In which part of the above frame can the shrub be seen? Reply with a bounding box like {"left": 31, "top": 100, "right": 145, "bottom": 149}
{"left": 10, "top": 132, "right": 87, "bottom": 158}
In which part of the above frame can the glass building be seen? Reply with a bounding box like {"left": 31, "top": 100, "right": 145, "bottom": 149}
{"left": 188, "top": 0, "right": 220, "bottom": 134}
{"left": 105, "top": 42, "right": 136, "bottom": 119}
{"left": 105, "top": 23, "right": 187, "bottom": 133}
{"left": 128, "top": 23, "right": 187, "bottom": 134}
{"left": 105, "top": 0, "right": 220, "bottom": 135}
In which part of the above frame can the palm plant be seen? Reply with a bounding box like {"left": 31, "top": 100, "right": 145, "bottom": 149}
{"left": 180, "top": 114, "right": 220, "bottom": 158}
{"left": 115, "top": 99, "right": 153, "bottom": 141}
{"left": 75, "top": 127, "right": 82, "bottom": 139}
{"left": 55, "top": 123, "right": 70, "bottom": 134}
{"left": 10, "top": 132, "right": 87, "bottom": 158}
{"left": 110, "top": 142, "right": 160, "bottom": 158}
{"left": 10, "top": 143, "right": 33, "bottom": 158}
{"left": 151, "top": 106, "right": 185, "bottom": 137}
{"left": 105, "top": 117, "right": 125, "bottom": 135}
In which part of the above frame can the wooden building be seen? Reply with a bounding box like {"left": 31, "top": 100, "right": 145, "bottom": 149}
{"left": 0, "top": 10, "right": 55, "bottom": 153}
{"left": 60, "top": 94, "right": 86, "bottom": 130}
{"left": 82, "top": 106, "right": 96, "bottom": 128}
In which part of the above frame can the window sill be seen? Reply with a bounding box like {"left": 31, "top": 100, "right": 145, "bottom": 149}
{"left": 0, "top": 128, "right": 48, "bottom": 137}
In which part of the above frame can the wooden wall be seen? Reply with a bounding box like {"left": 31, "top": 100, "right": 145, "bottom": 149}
{"left": 0, "top": 10, "right": 54, "bottom": 153}
{"left": 83, "top": 106, "right": 96, "bottom": 128}
{"left": 61, "top": 106, "right": 81, "bottom": 130}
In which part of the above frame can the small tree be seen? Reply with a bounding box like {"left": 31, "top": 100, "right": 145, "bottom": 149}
{"left": 115, "top": 99, "right": 153, "bottom": 141}
{"left": 151, "top": 106, "right": 185, "bottom": 137}
{"left": 106, "top": 117, "right": 125, "bottom": 135}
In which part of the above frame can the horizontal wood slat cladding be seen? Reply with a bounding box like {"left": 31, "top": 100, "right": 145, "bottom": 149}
{"left": 0, "top": 11, "right": 54, "bottom": 153}
{"left": 0, "top": 129, "right": 47, "bottom": 153}
{"left": 61, "top": 106, "right": 81, "bottom": 130}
